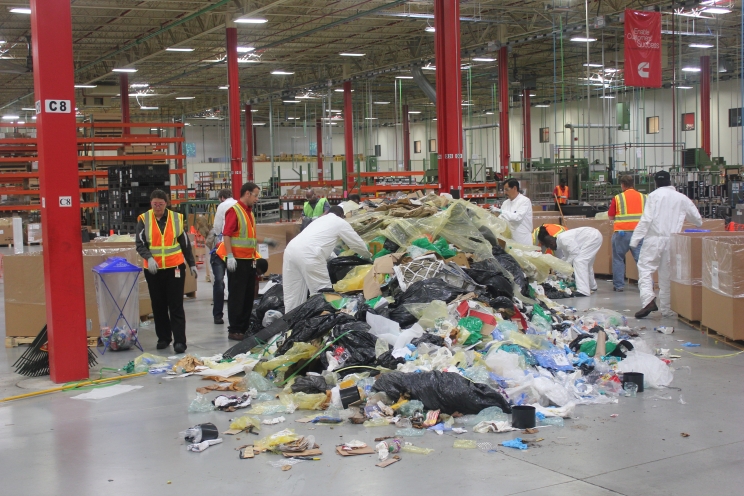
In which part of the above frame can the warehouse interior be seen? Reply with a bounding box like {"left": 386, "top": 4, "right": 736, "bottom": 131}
{"left": 1, "top": 1, "right": 744, "bottom": 495}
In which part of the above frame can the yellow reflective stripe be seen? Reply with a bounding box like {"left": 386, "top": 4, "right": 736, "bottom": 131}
{"left": 617, "top": 193, "right": 627, "bottom": 216}
{"left": 231, "top": 238, "right": 257, "bottom": 247}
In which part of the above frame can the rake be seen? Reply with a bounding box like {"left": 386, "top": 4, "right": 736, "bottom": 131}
{"left": 13, "top": 326, "right": 98, "bottom": 377}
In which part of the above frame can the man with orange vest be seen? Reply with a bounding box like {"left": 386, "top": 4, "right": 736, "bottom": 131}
{"left": 608, "top": 175, "right": 646, "bottom": 292}
{"left": 533, "top": 223, "right": 566, "bottom": 254}
{"left": 553, "top": 178, "right": 569, "bottom": 207}
{"left": 136, "top": 189, "right": 197, "bottom": 353}
{"left": 216, "top": 182, "right": 276, "bottom": 341}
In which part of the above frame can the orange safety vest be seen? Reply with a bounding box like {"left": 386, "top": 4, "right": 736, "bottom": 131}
{"left": 613, "top": 189, "right": 646, "bottom": 232}
{"left": 555, "top": 185, "right": 569, "bottom": 204}
{"left": 140, "top": 209, "right": 185, "bottom": 269}
{"left": 216, "top": 202, "right": 257, "bottom": 260}
{"left": 533, "top": 223, "right": 566, "bottom": 254}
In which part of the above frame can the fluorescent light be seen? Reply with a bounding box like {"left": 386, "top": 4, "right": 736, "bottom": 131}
{"left": 130, "top": 83, "right": 149, "bottom": 88}
{"left": 2, "top": 115, "right": 19, "bottom": 120}
{"left": 374, "top": 101, "right": 390, "bottom": 105}
{"left": 408, "top": 111, "right": 421, "bottom": 114}
{"left": 75, "top": 84, "right": 97, "bottom": 88}
{"left": 599, "top": 95, "right": 615, "bottom": 99}
{"left": 485, "top": 112, "right": 494, "bottom": 115}
{"left": 32, "top": 116, "right": 36, "bottom": 119}
{"left": 21, "top": 107, "right": 35, "bottom": 111}
{"left": 702, "top": 7, "right": 731, "bottom": 14}
{"left": 283, "top": 100, "right": 300, "bottom": 103}
{"left": 676, "top": 85, "right": 693, "bottom": 89}
{"left": 297, "top": 94, "right": 315, "bottom": 99}
{"left": 251, "top": 109, "right": 259, "bottom": 112}
{"left": 235, "top": 17, "right": 268, "bottom": 23}
{"left": 139, "top": 106, "right": 159, "bottom": 110}
{"left": 461, "top": 103, "right": 473, "bottom": 106}
{"left": 689, "top": 43, "right": 714, "bottom": 49}
{"left": 682, "top": 67, "right": 701, "bottom": 72}
{"left": 271, "top": 70, "right": 294, "bottom": 75}
{"left": 130, "top": 93, "right": 157, "bottom": 97}
{"left": 571, "top": 37, "right": 596, "bottom": 42}
{"left": 0, "top": 41, "right": 4, "bottom": 44}
{"left": 166, "top": 47, "right": 194, "bottom": 52}
{"left": 113, "top": 68, "right": 138, "bottom": 73}
{"left": 395, "top": 76, "right": 413, "bottom": 79}
{"left": 237, "top": 47, "right": 255, "bottom": 53}
{"left": 9, "top": 8, "right": 31, "bottom": 14}
{"left": 176, "top": 96, "right": 195, "bottom": 100}
{"left": 17, "top": 121, "right": 24, "bottom": 124}
{"left": 334, "top": 88, "right": 354, "bottom": 92}
{"left": 365, "top": 117, "right": 378, "bottom": 120}
{"left": 150, "top": 128, "right": 160, "bottom": 131}
{"left": 472, "top": 57, "right": 495, "bottom": 62}
{"left": 219, "top": 86, "right": 228, "bottom": 89}
{"left": 534, "top": 104, "right": 550, "bottom": 108}
{"left": 583, "top": 63, "right": 603, "bottom": 67}
{"left": 432, "top": 118, "right": 437, "bottom": 121}
{"left": 422, "top": 65, "right": 436, "bottom": 71}
{"left": 253, "top": 122, "right": 266, "bottom": 126}
{"left": 340, "top": 53, "right": 365, "bottom": 57}
{"left": 287, "top": 117, "right": 299, "bottom": 120}
{"left": 604, "top": 68, "right": 618, "bottom": 73}
{"left": 425, "top": 26, "right": 435, "bottom": 33}
{"left": 330, "top": 110, "right": 342, "bottom": 113}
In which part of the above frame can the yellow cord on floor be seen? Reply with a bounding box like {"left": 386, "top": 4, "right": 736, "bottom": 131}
{"left": 675, "top": 349, "right": 744, "bottom": 359}
{"left": 0, "top": 372, "right": 147, "bottom": 403}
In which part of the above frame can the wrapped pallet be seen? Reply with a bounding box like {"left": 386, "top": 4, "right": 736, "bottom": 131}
{"left": 701, "top": 237, "right": 744, "bottom": 340}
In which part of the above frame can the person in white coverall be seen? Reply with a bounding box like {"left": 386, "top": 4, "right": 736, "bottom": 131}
{"left": 283, "top": 205, "right": 373, "bottom": 313}
{"left": 630, "top": 170, "right": 702, "bottom": 318}
{"left": 491, "top": 178, "right": 533, "bottom": 246}
{"left": 538, "top": 226, "right": 603, "bottom": 297}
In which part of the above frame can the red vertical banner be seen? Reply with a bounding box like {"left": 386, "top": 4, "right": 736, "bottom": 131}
{"left": 624, "top": 9, "right": 662, "bottom": 88}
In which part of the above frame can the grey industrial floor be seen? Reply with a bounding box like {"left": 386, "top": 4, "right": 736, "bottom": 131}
{"left": 1, "top": 259, "right": 743, "bottom": 496}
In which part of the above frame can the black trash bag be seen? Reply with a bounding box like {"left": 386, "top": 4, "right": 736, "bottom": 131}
{"left": 465, "top": 269, "right": 513, "bottom": 299}
{"left": 388, "top": 306, "right": 418, "bottom": 328}
{"left": 376, "top": 350, "right": 405, "bottom": 370}
{"left": 284, "top": 294, "right": 336, "bottom": 329}
{"left": 246, "top": 311, "right": 262, "bottom": 336}
{"left": 568, "top": 333, "right": 593, "bottom": 352}
{"left": 394, "top": 278, "right": 469, "bottom": 306}
{"left": 477, "top": 225, "right": 499, "bottom": 247}
{"left": 372, "top": 371, "right": 512, "bottom": 415}
{"left": 411, "top": 332, "right": 445, "bottom": 347}
{"left": 223, "top": 318, "right": 290, "bottom": 359}
{"left": 493, "top": 252, "right": 528, "bottom": 297}
{"left": 383, "top": 238, "right": 400, "bottom": 253}
{"left": 319, "top": 322, "right": 376, "bottom": 371}
{"left": 277, "top": 312, "right": 355, "bottom": 355}
{"left": 328, "top": 256, "right": 372, "bottom": 284}
{"left": 255, "top": 284, "right": 284, "bottom": 321}
{"left": 291, "top": 375, "right": 331, "bottom": 394}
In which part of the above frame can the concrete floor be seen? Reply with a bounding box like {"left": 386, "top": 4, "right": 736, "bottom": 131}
{"left": 1, "top": 260, "right": 743, "bottom": 496}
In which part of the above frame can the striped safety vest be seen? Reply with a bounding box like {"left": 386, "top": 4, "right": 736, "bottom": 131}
{"left": 613, "top": 189, "right": 646, "bottom": 232}
{"left": 303, "top": 197, "right": 327, "bottom": 218}
{"left": 555, "top": 185, "right": 569, "bottom": 204}
{"left": 533, "top": 223, "right": 566, "bottom": 254}
{"left": 140, "top": 209, "right": 185, "bottom": 269}
{"left": 216, "top": 202, "right": 257, "bottom": 260}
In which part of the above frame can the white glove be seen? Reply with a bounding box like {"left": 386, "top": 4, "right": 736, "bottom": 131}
{"left": 362, "top": 250, "right": 374, "bottom": 260}
{"left": 147, "top": 257, "right": 158, "bottom": 274}
{"left": 263, "top": 237, "right": 277, "bottom": 248}
{"left": 490, "top": 206, "right": 501, "bottom": 213}
{"left": 226, "top": 254, "right": 237, "bottom": 272}
{"left": 190, "top": 266, "right": 198, "bottom": 279}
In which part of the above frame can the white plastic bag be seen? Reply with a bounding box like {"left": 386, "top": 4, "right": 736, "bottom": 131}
{"left": 617, "top": 351, "right": 674, "bottom": 389}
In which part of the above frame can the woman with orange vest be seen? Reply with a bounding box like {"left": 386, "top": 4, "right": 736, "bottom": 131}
{"left": 216, "top": 182, "right": 277, "bottom": 341}
{"left": 533, "top": 223, "right": 567, "bottom": 254}
{"left": 608, "top": 175, "right": 646, "bottom": 292}
{"left": 135, "top": 189, "right": 196, "bottom": 353}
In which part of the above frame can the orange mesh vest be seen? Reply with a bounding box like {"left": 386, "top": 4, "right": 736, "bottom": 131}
{"left": 140, "top": 209, "right": 185, "bottom": 269}
{"left": 556, "top": 186, "right": 569, "bottom": 204}
{"left": 613, "top": 189, "right": 646, "bottom": 232}
{"left": 533, "top": 223, "right": 566, "bottom": 254}
{"left": 216, "top": 202, "right": 257, "bottom": 260}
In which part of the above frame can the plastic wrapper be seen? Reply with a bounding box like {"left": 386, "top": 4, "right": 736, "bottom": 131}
{"left": 328, "top": 256, "right": 372, "bottom": 284}
{"left": 453, "top": 439, "right": 477, "bottom": 449}
{"left": 230, "top": 415, "right": 261, "bottom": 431}
{"left": 702, "top": 237, "right": 744, "bottom": 297}
{"left": 262, "top": 310, "right": 283, "bottom": 328}
{"left": 255, "top": 342, "right": 318, "bottom": 376}
{"left": 320, "top": 322, "right": 377, "bottom": 371}
{"left": 407, "top": 300, "right": 449, "bottom": 330}
{"left": 133, "top": 353, "right": 169, "bottom": 373}
{"left": 242, "top": 371, "right": 276, "bottom": 392}
{"left": 248, "top": 400, "right": 295, "bottom": 415}
{"left": 291, "top": 375, "right": 331, "bottom": 394}
{"left": 255, "top": 283, "right": 285, "bottom": 321}
{"left": 279, "top": 392, "right": 328, "bottom": 411}
{"left": 188, "top": 393, "right": 216, "bottom": 413}
{"left": 458, "top": 317, "right": 483, "bottom": 346}
{"left": 670, "top": 234, "right": 694, "bottom": 285}
{"left": 411, "top": 237, "right": 457, "bottom": 258}
{"left": 333, "top": 265, "right": 373, "bottom": 293}
{"left": 396, "top": 399, "right": 424, "bottom": 417}
{"left": 402, "top": 445, "right": 434, "bottom": 454}
{"left": 395, "top": 428, "right": 425, "bottom": 437}
{"left": 459, "top": 406, "right": 508, "bottom": 426}
{"left": 277, "top": 313, "right": 355, "bottom": 355}
{"left": 372, "top": 370, "right": 511, "bottom": 414}
{"left": 485, "top": 349, "right": 527, "bottom": 381}
{"left": 254, "top": 429, "right": 299, "bottom": 450}
{"left": 617, "top": 351, "right": 674, "bottom": 389}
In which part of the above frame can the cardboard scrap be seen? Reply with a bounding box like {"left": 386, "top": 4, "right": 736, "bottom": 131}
{"left": 336, "top": 446, "right": 376, "bottom": 457}
{"left": 363, "top": 253, "right": 405, "bottom": 300}
{"left": 239, "top": 446, "right": 255, "bottom": 459}
{"left": 196, "top": 383, "right": 243, "bottom": 394}
{"left": 224, "top": 429, "right": 243, "bottom": 436}
{"left": 446, "top": 252, "right": 471, "bottom": 269}
{"left": 283, "top": 449, "right": 322, "bottom": 458}
{"left": 376, "top": 456, "right": 401, "bottom": 468}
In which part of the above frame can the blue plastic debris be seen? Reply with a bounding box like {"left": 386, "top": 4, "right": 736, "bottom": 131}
{"left": 682, "top": 342, "right": 701, "bottom": 347}
{"left": 501, "top": 438, "right": 528, "bottom": 450}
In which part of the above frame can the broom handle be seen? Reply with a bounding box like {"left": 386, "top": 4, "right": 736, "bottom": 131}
{"left": 554, "top": 193, "right": 564, "bottom": 217}
{"left": 0, "top": 372, "right": 147, "bottom": 403}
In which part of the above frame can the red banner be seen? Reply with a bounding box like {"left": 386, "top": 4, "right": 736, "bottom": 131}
{"left": 624, "top": 9, "right": 662, "bottom": 88}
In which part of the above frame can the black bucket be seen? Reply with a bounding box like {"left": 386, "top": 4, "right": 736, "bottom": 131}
{"left": 339, "top": 386, "right": 361, "bottom": 408}
{"left": 622, "top": 372, "right": 644, "bottom": 393}
{"left": 511, "top": 405, "right": 536, "bottom": 429}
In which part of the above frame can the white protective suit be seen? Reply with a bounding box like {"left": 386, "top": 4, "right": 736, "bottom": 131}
{"left": 283, "top": 214, "right": 372, "bottom": 313}
{"left": 555, "top": 227, "right": 603, "bottom": 296}
{"left": 630, "top": 186, "right": 702, "bottom": 315}
{"left": 499, "top": 193, "right": 533, "bottom": 246}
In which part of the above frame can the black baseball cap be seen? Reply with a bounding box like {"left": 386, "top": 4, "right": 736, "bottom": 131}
{"left": 654, "top": 170, "right": 670, "bottom": 182}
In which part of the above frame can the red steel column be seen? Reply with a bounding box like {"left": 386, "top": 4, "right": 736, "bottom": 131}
{"left": 498, "top": 46, "right": 510, "bottom": 176}
{"left": 402, "top": 103, "right": 411, "bottom": 171}
{"left": 175, "top": 124, "right": 184, "bottom": 200}
{"left": 226, "top": 24, "right": 242, "bottom": 198}
{"left": 316, "top": 119, "right": 324, "bottom": 181}
{"left": 30, "top": 0, "right": 88, "bottom": 383}
{"left": 245, "top": 104, "right": 254, "bottom": 182}
{"left": 434, "top": 0, "right": 464, "bottom": 195}
{"left": 120, "top": 73, "right": 130, "bottom": 135}
{"left": 700, "top": 55, "right": 711, "bottom": 156}
{"left": 522, "top": 90, "right": 531, "bottom": 162}
{"left": 343, "top": 81, "right": 354, "bottom": 193}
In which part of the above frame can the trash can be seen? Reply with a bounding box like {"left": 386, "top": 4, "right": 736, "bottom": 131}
{"left": 92, "top": 257, "right": 143, "bottom": 353}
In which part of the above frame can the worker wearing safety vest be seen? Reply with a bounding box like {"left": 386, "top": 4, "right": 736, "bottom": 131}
{"left": 608, "top": 175, "right": 646, "bottom": 292}
{"left": 302, "top": 188, "right": 330, "bottom": 230}
{"left": 533, "top": 223, "right": 567, "bottom": 255}
{"left": 135, "top": 189, "right": 197, "bottom": 354}
{"left": 553, "top": 178, "right": 569, "bottom": 206}
{"left": 216, "top": 182, "right": 277, "bottom": 341}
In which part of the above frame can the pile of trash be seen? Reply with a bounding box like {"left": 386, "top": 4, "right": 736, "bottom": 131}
{"left": 143, "top": 194, "right": 679, "bottom": 462}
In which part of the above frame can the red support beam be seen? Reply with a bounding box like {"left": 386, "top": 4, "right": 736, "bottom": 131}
{"left": 226, "top": 25, "right": 242, "bottom": 198}
{"left": 30, "top": 0, "right": 88, "bottom": 383}
{"left": 316, "top": 119, "right": 324, "bottom": 181}
{"left": 343, "top": 81, "right": 354, "bottom": 193}
{"left": 700, "top": 55, "right": 711, "bottom": 156}
{"left": 120, "top": 73, "right": 130, "bottom": 136}
{"left": 245, "top": 104, "right": 254, "bottom": 182}
{"left": 434, "top": 0, "right": 464, "bottom": 195}
{"left": 402, "top": 103, "right": 411, "bottom": 171}
{"left": 498, "top": 46, "right": 510, "bottom": 177}
{"left": 175, "top": 124, "right": 184, "bottom": 199}
{"left": 522, "top": 90, "right": 531, "bottom": 162}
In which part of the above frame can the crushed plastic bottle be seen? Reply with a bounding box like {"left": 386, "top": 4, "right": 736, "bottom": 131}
{"left": 363, "top": 418, "right": 390, "bottom": 427}
{"left": 453, "top": 439, "right": 477, "bottom": 449}
{"left": 402, "top": 444, "right": 434, "bottom": 455}
{"left": 188, "top": 393, "right": 215, "bottom": 413}
{"left": 655, "top": 326, "right": 674, "bottom": 334}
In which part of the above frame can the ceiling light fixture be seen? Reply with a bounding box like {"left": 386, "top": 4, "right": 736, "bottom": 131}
{"left": 395, "top": 76, "right": 413, "bottom": 79}
{"left": 571, "top": 37, "right": 596, "bottom": 42}
{"left": 251, "top": 109, "right": 258, "bottom": 112}
{"left": 139, "top": 106, "right": 159, "bottom": 110}
{"left": 689, "top": 43, "right": 714, "bottom": 48}
{"left": 74, "top": 84, "right": 97, "bottom": 88}
{"left": 702, "top": 7, "right": 731, "bottom": 14}
{"left": 583, "top": 63, "right": 603, "bottom": 67}
{"left": 21, "top": 107, "right": 34, "bottom": 111}
{"left": 130, "top": 83, "right": 149, "bottom": 88}
{"left": 235, "top": 17, "right": 268, "bottom": 23}
{"left": 604, "top": 68, "right": 618, "bottom": 73}
{"left": 534, "top": 104, "right": 550, "bottom": 108}
{"left": 9, "top": 7, "right": 31, "bottom": 14}
{"left": 425, "top": 26, "right": 435, "bottom": 33}
{"left": 374, "top": 102, "right": 390, "bottom": 105}
{"left": 272, "top": 70, "right": 294, "bottom": 75}
{"left": 408, "top": 111, "right": 421, "bottom": 114}
{"left": 219, "top": 86, "right": 228, "bottom": 89}
{"left": 176, "top": 97, "right": 195, "bottom": 100}
{"left": 365, "top": 117, "right": 378, "bottom": 120}
{"left": 485, "top": 112, "right": 494, "bottom": 115}
{"left": 682, "top": 66, "right": 701, "bottom": 72}
{"left": 472, "top": 57, "right": 496, "bottom": 62}
{"left": 2, "top": 115, "right": 20, "bottom": 120}
{"left": 113, "top": 68, "right": 138, "bottom": 73}
{"left": 676, "top": 85, "right": 693, "bottom": 89}
{"left": 166, "top": 47, "right": 194, "bottom": 52}
{"left": 283, "top": 100, "right": 300, "bottom": 103}
{"left": 339, "top": 53, "right": 365, "bottom": 57}
{"left": 599, "top": 95, "right": 615, "bottom": 99}
{"left": 237, "top": 47, "right": 255, "bottom": 53}
{"left": 253, "top": 122, "right": 267, "bottom": 126}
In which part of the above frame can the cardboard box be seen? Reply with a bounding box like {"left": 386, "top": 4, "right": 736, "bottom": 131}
{"left": 701, "top": 287, "right": 744, "bottom": 340}
{"left": 533, "top": 216, "right": 564, "bottom": 230}
{"left": 0, "top": 217, "right": 14, "bottom": 245}
{"left": 701, "top": 237, "right": 744, "bottom": 298}
{"left": 253, "top": 222, "right": 301, "bottom": 275}
{"left": 683, "top": 219, "right": 725, "bottom": 232}
{"left": 562, "top": 218, "right": 612, "bottom": 275}
{"left": 671, "top": 281, "right": 701, "bottom": 322}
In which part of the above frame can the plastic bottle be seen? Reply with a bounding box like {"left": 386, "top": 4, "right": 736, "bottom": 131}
{"left": 402, "top": 444, "right": 434, "bottom": 455}
{"left": 363, "top": 418, "right": 389, "bottom": 427}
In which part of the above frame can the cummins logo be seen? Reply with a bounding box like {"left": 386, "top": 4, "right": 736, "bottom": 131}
{"left": 638, "top": 62, "right": 650, "bottom": 78}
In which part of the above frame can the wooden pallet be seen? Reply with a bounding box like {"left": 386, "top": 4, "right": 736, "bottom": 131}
{"left": 699, "top": 325, "right": 744, "bottom": 351}
{"left": 677, "top": 315, "right": 702, "bottom": 331}
{"left": 6, "top": 336, "right": 98, "bottom": 348}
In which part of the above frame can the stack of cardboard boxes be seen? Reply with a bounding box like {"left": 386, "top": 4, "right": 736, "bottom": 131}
{"left": 700, "top": 237, "right": 744, "bottom": 340}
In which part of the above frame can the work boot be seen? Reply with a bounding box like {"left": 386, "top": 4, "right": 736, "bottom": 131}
{"left": 613, "top": 287, "right": 624, "bottom": 292}
{"left": 156, "top": 341, "right": 170, "bottom": 350}
{"left": 634, "top": 299, "right": 658, "bottom": 319}
{"left": 214, "top": 317, "right": 224, "bottom": 324}
{"left": 174, "top": 342, "right": 187, "bottom": 354}
{"left": 228, "top": 333, "right": 245, "bottom": 341}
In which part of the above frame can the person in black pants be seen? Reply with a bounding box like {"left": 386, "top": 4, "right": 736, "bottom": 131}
{"left": 135, "top": 190, "right": 196, "bottom": 353}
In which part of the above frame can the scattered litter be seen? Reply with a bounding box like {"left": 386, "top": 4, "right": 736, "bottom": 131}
{"left": 262, "top": 416, "right": 286, "bottom": 425}
{"left": 610, "top": 414, "right": 619, "bottom": 418}
{"left": 453, "top": 439, "right": 477, "bottom": 449}
{"left": 681, "top": 432, "right": 690, "bottom": 437}
{"left": 501, "top": 438, "right": 528, "bottom": 450}
{"left": 682, "top": 343, "right": 701, "bottom": 347}
{"left": 187, "top": 438, "right": 223, "bottom": 452}
{"left": 268, "top": 459, "right": 304, "bottom": 469}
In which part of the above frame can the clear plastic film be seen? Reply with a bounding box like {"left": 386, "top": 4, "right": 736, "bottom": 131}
{"left": 506, "top": 245, "right": 574, "bottom": 283}
{"left": 702, "top": 237, "right": 744, "bottom": 297}
{"left": 670, "top": 234, "right": 694, "bottom": 285}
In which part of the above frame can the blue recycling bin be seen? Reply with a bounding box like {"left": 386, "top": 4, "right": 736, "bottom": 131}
{"left": 92, "top": 257, "right": 143, "bottom": 353}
